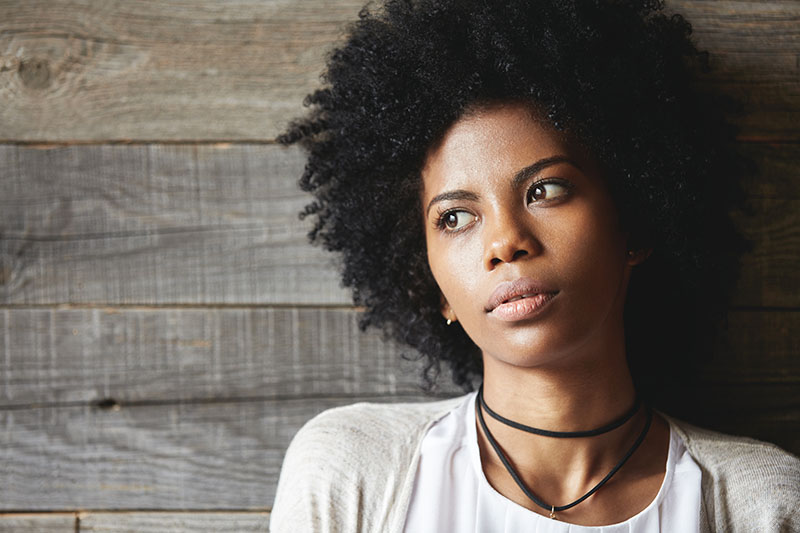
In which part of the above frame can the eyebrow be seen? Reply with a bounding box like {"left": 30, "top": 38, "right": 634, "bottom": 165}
{"left": 425, "top": 155, "right": 579, "bottom": 216}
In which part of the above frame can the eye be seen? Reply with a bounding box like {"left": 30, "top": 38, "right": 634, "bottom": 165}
{"left": 526, "top": 179, "right": 572, "bottom": 204}
{"left": 438, "top": 210, "right": 477, "bottom": 232}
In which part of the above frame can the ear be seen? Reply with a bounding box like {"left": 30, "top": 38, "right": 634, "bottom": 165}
{"left": 440, "top": 294, "right": 458, "bottom": 324}
{"left": 626, "top": 247, "right": 652, "bottom": 266}
{"left": 623, "top": 229, "right": 652, "bottom": 266}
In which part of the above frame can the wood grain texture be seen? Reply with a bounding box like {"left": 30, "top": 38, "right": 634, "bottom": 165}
{"left": 79, "top": 511, "right": 269, "bottom": 532}
{"left": 0, "top": 395, "right": 442, "bottom": 510}
{"left": 1, "top": 143, "right": 797, "bottom": 306}
{"left": 0, "top": 143, "right": 348, "bottom": 305}
{"left": 0, "top": 307, "right": 461, "bottom": 405}
{"left": 733, "top": 198, "right": 800, "bottom": 308}
{"left": 0, "top": 307, "right": 794, "bottom": 405}
{"left": 0, "top": 389, "right": 796, "bottom": 511}
{"left": 0, "top": 1, "right": 798, "bottom": 141}
{"left": 0, "top": 0, "right": 365, "bottom": 142}
{"left": 0, "top": 511, "right": 272, "bottom": 532}
{"left": 0, "top": 513, "right": 75, "bottom": 532}
{"left": 667, "top": 1, "right": 800, "bottom": 141}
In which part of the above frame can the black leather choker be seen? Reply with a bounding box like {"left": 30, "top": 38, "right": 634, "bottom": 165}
{"left": 478, "top": 384, "right": 642, "bottom": 438}
{"left": 475, "top": 385, "right": 652, "bottom": 520}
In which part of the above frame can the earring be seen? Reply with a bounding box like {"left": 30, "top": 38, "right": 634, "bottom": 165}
{"left": 446, "top": 318, "right": 452, "bottom": 326}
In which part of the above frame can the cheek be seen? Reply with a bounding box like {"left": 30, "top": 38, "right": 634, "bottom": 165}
{"left": 425, "top": 233, "right": 455, "bottom": 307}
{"left": 426, "top": 235, "right": 482, "bottom": 309}
{"left": 553, "top": 204, "right": 628, "bottom": 283}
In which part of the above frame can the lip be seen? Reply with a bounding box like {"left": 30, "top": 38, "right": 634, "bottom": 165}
{"left": 485, "top": 277, "right": 559, "bottom": 321}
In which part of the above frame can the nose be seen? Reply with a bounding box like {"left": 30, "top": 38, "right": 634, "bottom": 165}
{"left": 483, "top": 211, "right": 541, "bottom": 271}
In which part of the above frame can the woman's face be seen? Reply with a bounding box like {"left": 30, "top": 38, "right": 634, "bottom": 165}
{"left": 421, "top": 103, "right": 636, "bottom": 370}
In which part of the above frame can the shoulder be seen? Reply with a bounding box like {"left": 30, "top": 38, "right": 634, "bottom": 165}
{"left": 270, "top": 395, "right": 468, "bottom": 533}
{"left": 669, "top": 416, "right": 800, "bottom": 481}
{"left": 299, "top": 395, "right": 466, "bottom": 440}
{"left": 666, "top": 415, "right": 800, "bottom": 531}
{"left": 288, "top": 395, "right": 468, "bottom": 464}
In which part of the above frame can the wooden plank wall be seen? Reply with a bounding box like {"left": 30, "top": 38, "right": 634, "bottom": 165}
{"left": 0, "top": 1, "right": 797, "bottom": 530}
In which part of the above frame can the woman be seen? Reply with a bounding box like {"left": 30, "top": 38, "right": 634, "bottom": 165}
{"left": 270, "top": 0, "right": 799, "bottom": 531}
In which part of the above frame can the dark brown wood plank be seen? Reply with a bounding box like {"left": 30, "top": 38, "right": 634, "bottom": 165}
{"left": 0, "top": 1, "right": 797, "bottom": 141}
{"left": 742, "top": 142, "right": 800, "bottom": 199}
{"left": 1, "top": 143, "right": 797, "bottom": 306}
{"left": 78, "top": 512, "right": 269, "bottom": 532}
{"left": 0, "top": 308, "right": 794, "bottom": 406}
{"left": 0, "top": 390, "right": 796, "bottom": 511}
{"left": 0, "top": 513, "right": 74, "bottom": 532}
{"left": 733, "top": 198, "right": 800, "bottom": 308}
{"left": 668, "top": 1, "right": 800, "bottom": 140}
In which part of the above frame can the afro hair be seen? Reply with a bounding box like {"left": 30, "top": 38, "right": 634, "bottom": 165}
{"left": 280, "top": 0, "right": 749, "bottom": 413}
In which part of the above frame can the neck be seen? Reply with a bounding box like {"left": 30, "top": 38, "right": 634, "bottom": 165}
{"left": 481, "top": 348, "right": 637, "bottom": 433}
{"left": 477, "top": 340, "right": 644, "bottom": 505}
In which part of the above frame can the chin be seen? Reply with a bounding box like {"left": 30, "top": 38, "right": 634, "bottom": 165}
{"left": 480, "top": 324, "right": 597, "bottom": 371}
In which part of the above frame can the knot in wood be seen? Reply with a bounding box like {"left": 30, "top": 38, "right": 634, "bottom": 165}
{"left": 18, "top": 57, "right": 52, "bottom": 89}
{"left": 94, "top": 398, "right": 121, "bottom": 411}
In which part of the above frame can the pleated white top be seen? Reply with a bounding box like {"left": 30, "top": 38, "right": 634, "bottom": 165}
{"left": 403, "top": 392, "right": 702, "bottom": 533}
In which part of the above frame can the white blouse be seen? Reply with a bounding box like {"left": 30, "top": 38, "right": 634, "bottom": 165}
{"left": 403, "top": 392, "right": 702, "bottom": 532}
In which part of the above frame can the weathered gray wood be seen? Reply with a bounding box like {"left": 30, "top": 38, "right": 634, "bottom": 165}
{"left": 1, "top": 143, "right": 797, "bottom": 306}
{"left": 0, "top": 0, "right": 365, "bottom": 141}
{"left": 0, "top": 390, "right": 796, "bottom": 511}
{"left": 0, "top": 513, "right": 74, "bottom": 532}
{"left": 0, "top": 307, "right": 462, "bottom": 405}
{"left": 0, "top": 1, "right": 798, "bottom": 141}
{"left": 0, "top": 395, "right": 449, "bottom": 510}
{"left": 78, "top": 511, "right": 269, "bottom": 532}
{"left": 0, "top": 307, "right": 793, "bottom": 405}
{"left": 0, "top": 143, "right": 348, "bottom": 305}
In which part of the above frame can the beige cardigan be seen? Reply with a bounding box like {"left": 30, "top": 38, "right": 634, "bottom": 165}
{"left": 270, "top": 395, "right": 800, "bottom": 532}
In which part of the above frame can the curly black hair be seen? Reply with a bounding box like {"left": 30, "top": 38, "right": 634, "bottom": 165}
{"left": 280, "top": 0, "right": 749, "bottom": 413}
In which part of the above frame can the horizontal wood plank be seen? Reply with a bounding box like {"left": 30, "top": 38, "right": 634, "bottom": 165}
{"left": 1, "top": 143, "right": 797, "bottom": 306}
{"left": 0, "top": 0, "right": 365, "bottom": 142}
{"left": 0, "top": 513, "right": 74, "bottom": 532}
{"left": 0, "top": 307, "right": 795, "bottom": 406}
{"left": 669, "top": 0, "right": 800, "bottom": 142}
{"left": 734, "top": 198, "right": 800, "bottom": 308}
{"left": 0, "top": 395, "right": 437, "bottom": 510}
{"left": 0, "top": 144, "right": 349, "bottom": 305}
{"left": 0, "top": 1, "right": 798, "bottom": 141}
{"left": 79, "top": 511, "right": 269, "bottom": 532}
{"left": 0, "top": 307, "right": 462, "bottom": 405}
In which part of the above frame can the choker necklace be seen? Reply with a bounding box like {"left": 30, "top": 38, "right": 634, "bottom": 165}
{"left": 478, "top": 385, "right": 642, "bottom": 438}
{"left": 475, "top": 385, "right": 652, "bottom": 520}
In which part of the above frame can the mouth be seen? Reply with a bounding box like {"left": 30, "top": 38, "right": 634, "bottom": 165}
{"left": 504, "top": 293, "right": 538, "bottom": 304}
{"left": 485, "top": 277, "right": 558, "bottom": 321}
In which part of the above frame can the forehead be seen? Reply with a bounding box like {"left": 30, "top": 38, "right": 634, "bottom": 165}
{"left": 420, "top": 104, "right": 580, "bottom": 193}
